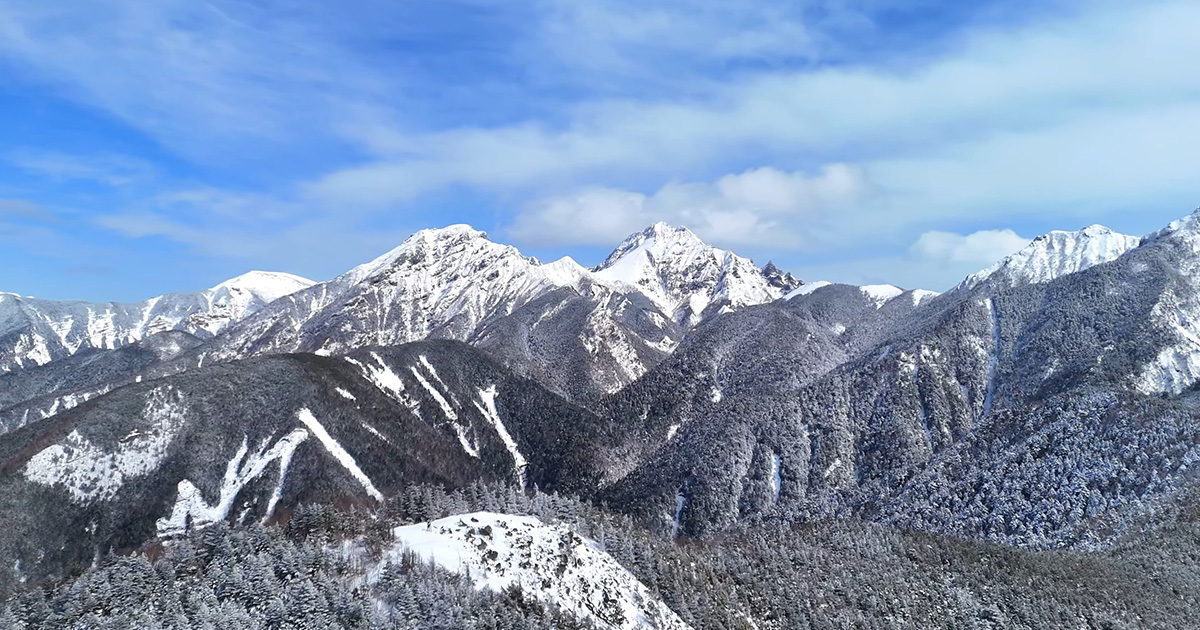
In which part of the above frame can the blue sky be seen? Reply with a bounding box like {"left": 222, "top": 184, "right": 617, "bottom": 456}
{"left": 1, "top": 0, "right": 1198, "bottom": 301}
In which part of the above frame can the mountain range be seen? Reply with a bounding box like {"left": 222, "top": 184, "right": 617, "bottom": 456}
{"left": 3, "top": 211, "right": 1200, "bottom": 628}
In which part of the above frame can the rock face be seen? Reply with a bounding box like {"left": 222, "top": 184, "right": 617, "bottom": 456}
{"left": 0, "top": 271, "right": 314, "bottom": 373}
{"left": 191, "top": 224, "right": 798, "bottom": 402}
{"left": 593, "top": 222, "right": 790, "bottom": 327}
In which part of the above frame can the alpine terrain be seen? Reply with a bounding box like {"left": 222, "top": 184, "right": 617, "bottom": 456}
{"left": 4, "top": 214, "right": 1200, "bottom": 629}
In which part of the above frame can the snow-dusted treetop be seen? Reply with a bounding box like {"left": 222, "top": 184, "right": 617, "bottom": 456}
{"left": 961, "top": 224, "right": 1141, "bottom": 290}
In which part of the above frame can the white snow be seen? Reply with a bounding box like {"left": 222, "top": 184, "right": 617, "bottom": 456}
{"left": 911, "top": 289, "right": 940, "bottom": 306}
{"left": 861, "top": 284, "right": 904, "bottom": 306}
{"left": 24, "top": 387, "right": 187, "bottom": 502}
{"left": 1136, "top": 289, "right": 1200, "bottom": 394}
{"left": 672, "top": 492, "right": 686, "bottom": 537}
{"left": 388, "top": 512, "right": 691, "bottom": 630}
{"left": 594, "top": 223, "right": 783, "bottom": 326}
{"left": 769, "top": 453, "right": 782, "bottom": 504}
{"left": 784, "top": 280, "right": 831, "bottom": 300}
{"left": 962, "top": 224, "right": 1140, "bottom": 290}
{"left": 335, "top": 387, "right": 357, "bottom": 401}
{"left": 709, "top": 386, "right": 723, "bottom": 403}
{"left": 156, "top": 428, "right": 309, "bottom": 536}
{"left": 359, "top": 421, "right": 392, "bottom": 445}
{"left": 473, "top": 386, "right": 527, "bottom": 489}
{"left": 350, "top": 353, "right": 421, "bottom": 416}
{"left": 1, "top": 269, "right": 313, "bottom": 373}
{"left": 666, "top": 423, "right": 682, "bottom": 441}
{"left": 418, "top": 355, "right": 450, "bottom": 389}
{"left": 1134, "top": 213, "right": 1200, "bottom": 394}
{"left": 451, "top": 423, "right": 480, "bottom": 459}
{"left": 410, "top": 365, "right": 458, "bottom": 420}
{"left": 210, "top": 270, "right": 316, "bottom": 304}
{"left": 297, "top": 408, "right": 384, "bottom": 501}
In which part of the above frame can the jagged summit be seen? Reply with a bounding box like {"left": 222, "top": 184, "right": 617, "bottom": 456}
{"left": 594, "top": 223, "right": 795, "bottom": 326}
{"left": 961, "top": 223, "right": 1141, "bottom": 290}
{"left": 761, "top": 261, "right": 802, "bottom": 292}
{"left": 346, "top": 224, "right": 499, "bottom": 282}
{"left": 594, "top": 222, "right": 706, "bottom": 271}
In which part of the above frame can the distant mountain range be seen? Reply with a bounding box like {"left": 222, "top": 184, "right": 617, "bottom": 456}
{"left": 4, "top": 211, "right": 1200, "bottom": 628}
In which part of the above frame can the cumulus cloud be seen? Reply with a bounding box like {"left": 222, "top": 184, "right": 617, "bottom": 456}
{"left": 507, "top": 164, "right": 870, "bottom": 248}
{"left": 300, "top": 0, "right": 1200, "bottom": 245}
{"left": 910, "top": 229, "right": 1032, "bottom": 265}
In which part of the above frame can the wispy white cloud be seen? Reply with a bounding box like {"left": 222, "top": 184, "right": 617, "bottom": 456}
{"left": 2, "top": 0, "right": 1198, "bottom": 292}
{"left": 6, "top": 151, "right": 154, "bottom": 187}
{"left": 305, "top": 0, "right": 1200, "bottom": 244}
{"left": 508, "top": 165, "right": 870, "bottom": 248}
{"left": 0, "top": 0, "right": 390, "bottom": 162}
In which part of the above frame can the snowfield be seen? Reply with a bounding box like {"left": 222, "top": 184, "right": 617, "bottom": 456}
{"left": 387, "top": 512, "right": 692, "bottom": 630}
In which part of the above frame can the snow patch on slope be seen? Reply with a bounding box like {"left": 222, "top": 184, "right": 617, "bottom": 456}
{"left": 349, "top": 353, "right": 421, "bottom": 416}
{"left": 297, "top": 408, "right": 384, "bottom": 501}
{"left": 156, "top": 428, "right": 309, "bottom": 536}
{"left": 23, "top": 387, "right": 186, "bottom": 502}
{"left": 389, "top": 513, "right": 691, "bottom": 630}
{"left": 473, "top": 386, "right": 526, "bottom": 489}
{"left": 410, "top": 365, "right": 458, "bottom": 420}
{"left": 784, "top": 281, "right": 831, "bottom": 300}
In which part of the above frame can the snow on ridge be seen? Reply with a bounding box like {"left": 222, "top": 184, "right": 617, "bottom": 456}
{"left": 861, "top": 284, "right": 904, "bottom": 306}
{"left": 297, "top": 407, "right": 384, "bottom": 501}
{"left": 2, "top": 269, "right": 314, "bottom": 372}
{"left": 209, "top": 270, "right": 315, "bottom": 301}
{"left": 345, "top": 224, "right": 492, "bottom": 282}
{"left": 911, "top": 289, "right": 940, "bottom": 306}
{"left": 473, "top": 385, "right": 527, "bottom": 489}
{"left": 784, "top": 280, "right": 831, "bottom": 300}
{"left": 388, "top": 512, "right": 692, "bottom": 630}
{"left": 961, "top": 224, "right": 1140, "bottom": 290}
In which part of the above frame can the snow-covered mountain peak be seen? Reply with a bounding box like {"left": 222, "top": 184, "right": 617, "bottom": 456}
{"left": 540, "top": 256, "right": 594, "bottom": 289}
{"left": 209, "top": 270, "right": 315, "bottom": 301}
{"left": 861, "top": 284, "right": 905, "bottom": 306}
{"left": 596, "top": 222, "right": 707, "bottom": 269}
{"left": 1144, "top": 207, "right": 1200, "bottom": 250}
{"left": 961, "top": 224, "right": 1141, "bottom": 290}
{"left": 594, "top": 224, "right": 790, "bottom": 325}
{"left": 347, "top": 224, "right": 498, "bottom": 282}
